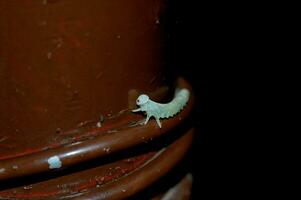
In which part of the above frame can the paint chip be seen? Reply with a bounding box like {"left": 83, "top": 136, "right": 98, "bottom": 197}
{"left": 96, "top": 122, "right": 102, "bottom": 128}
{"left": 12, "top": 165, "right": 18, "bottom": 170}
{"left": 48, "top": 156, "right": 62, "bottom": 169}
{"left": 103, "top": 147, "right": 111, "bottom": 153}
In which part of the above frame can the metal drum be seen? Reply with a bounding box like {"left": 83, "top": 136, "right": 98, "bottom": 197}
{"left": 0, "top": 1, "right": 194, "bottom": 199}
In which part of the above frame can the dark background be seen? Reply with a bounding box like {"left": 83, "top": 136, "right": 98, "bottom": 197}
{"left": 165, "top": 1, "right": 265, "bottom": 198}
{"left": 166, "top": 1, "right": 231, "bottom": 198}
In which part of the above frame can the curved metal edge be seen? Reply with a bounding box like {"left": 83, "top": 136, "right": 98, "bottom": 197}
{"left": 72, "top": 128, "right": 194, "bottom": 200}
{"left": 0, "top": 77, "right": 194, "bottom": 181}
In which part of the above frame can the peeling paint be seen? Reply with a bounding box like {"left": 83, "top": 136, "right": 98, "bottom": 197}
{"left": 0, "top": 153, "right": 154, "bottom": 199}
{"left": 103, "top": 147, "right": 111, "bottom": 153}
{"left": 12, "top": 165, "right": 18, "bottom": 170}
{"left": 48, "top": 156, "right": 62, "bottom": 169}
{"left": 0, "top": 136, "right": 8, "bottom": 143}
{"left": 23, "top": 185, "right": 33, "bottom": 190}
{"left": 0, "top": 168, "right": 5, "bottom": 173}
{"left": 96, "top": 122, "right": 102, "bottom": 128}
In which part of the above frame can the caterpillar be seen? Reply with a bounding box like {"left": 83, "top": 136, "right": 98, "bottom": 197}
{"left": 132, "top": 88, "right": 190, "bottom": 128}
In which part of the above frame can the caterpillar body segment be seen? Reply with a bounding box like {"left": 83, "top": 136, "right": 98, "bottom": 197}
{"left": 132, "top": 88, "right": 190, "bottom": 128}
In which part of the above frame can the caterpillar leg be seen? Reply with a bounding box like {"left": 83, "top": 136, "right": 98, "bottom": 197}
{"left": 132, "top": 108, "right": 141, "bottom": 112}
{"left": 144, "top": 115, "right": 151, "bottom": 125}
{"left": 155, "top": 117, "right": 162, "bottom": 128}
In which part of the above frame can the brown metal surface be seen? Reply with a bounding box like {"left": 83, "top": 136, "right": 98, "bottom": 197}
{"left": 0, "top": 0, "right": 175, "bottom": 181}
{"left": 0, "top": 1, "right": 195, "bottom": 199}
{"left": 0, "top": 129, "right": 194, "bottom": 200}
{"left": 0, "top": 0, "right": 168, "bottom": 166}
{"left": 0, "top": 78, "right": 193, "bottom": 181}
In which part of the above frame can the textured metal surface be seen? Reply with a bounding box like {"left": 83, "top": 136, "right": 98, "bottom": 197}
{"left": 0, "top": 129, "right": 194, "bottom": 199}
{"left": 0, "top": 78, "right": 193, "bottom": 181}
{"left": 0, "top": 1, "right": 195, "bottom": 199}
{"left": 0, "top": 0, "right": 168, "bottom": 164}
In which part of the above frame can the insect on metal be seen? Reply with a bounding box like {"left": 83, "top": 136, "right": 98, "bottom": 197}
{"left": 132, "top": 88, "right": 190, "bottom": 128}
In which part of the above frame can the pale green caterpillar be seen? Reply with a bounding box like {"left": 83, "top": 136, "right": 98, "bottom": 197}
{"left": 132, "top": 88, "right": 190, "bottom": 128}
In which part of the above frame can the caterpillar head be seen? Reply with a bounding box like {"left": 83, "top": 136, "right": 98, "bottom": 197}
{"left": 136, "top": 94, "right": 149, "bottom": 106}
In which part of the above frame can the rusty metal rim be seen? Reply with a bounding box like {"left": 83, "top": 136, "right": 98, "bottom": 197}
{"left": 74, "top": 129, "right": 194, "bottom": 200}
{"left": 0, "top": 77, "right": 194, "bottom": 181}
{"left": 0, "top": 129, "right": 194, "bottom": 200}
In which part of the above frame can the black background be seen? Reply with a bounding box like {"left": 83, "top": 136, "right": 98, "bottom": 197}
{"left": 166, "top": 1, "right": 235, "bottom": 198}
